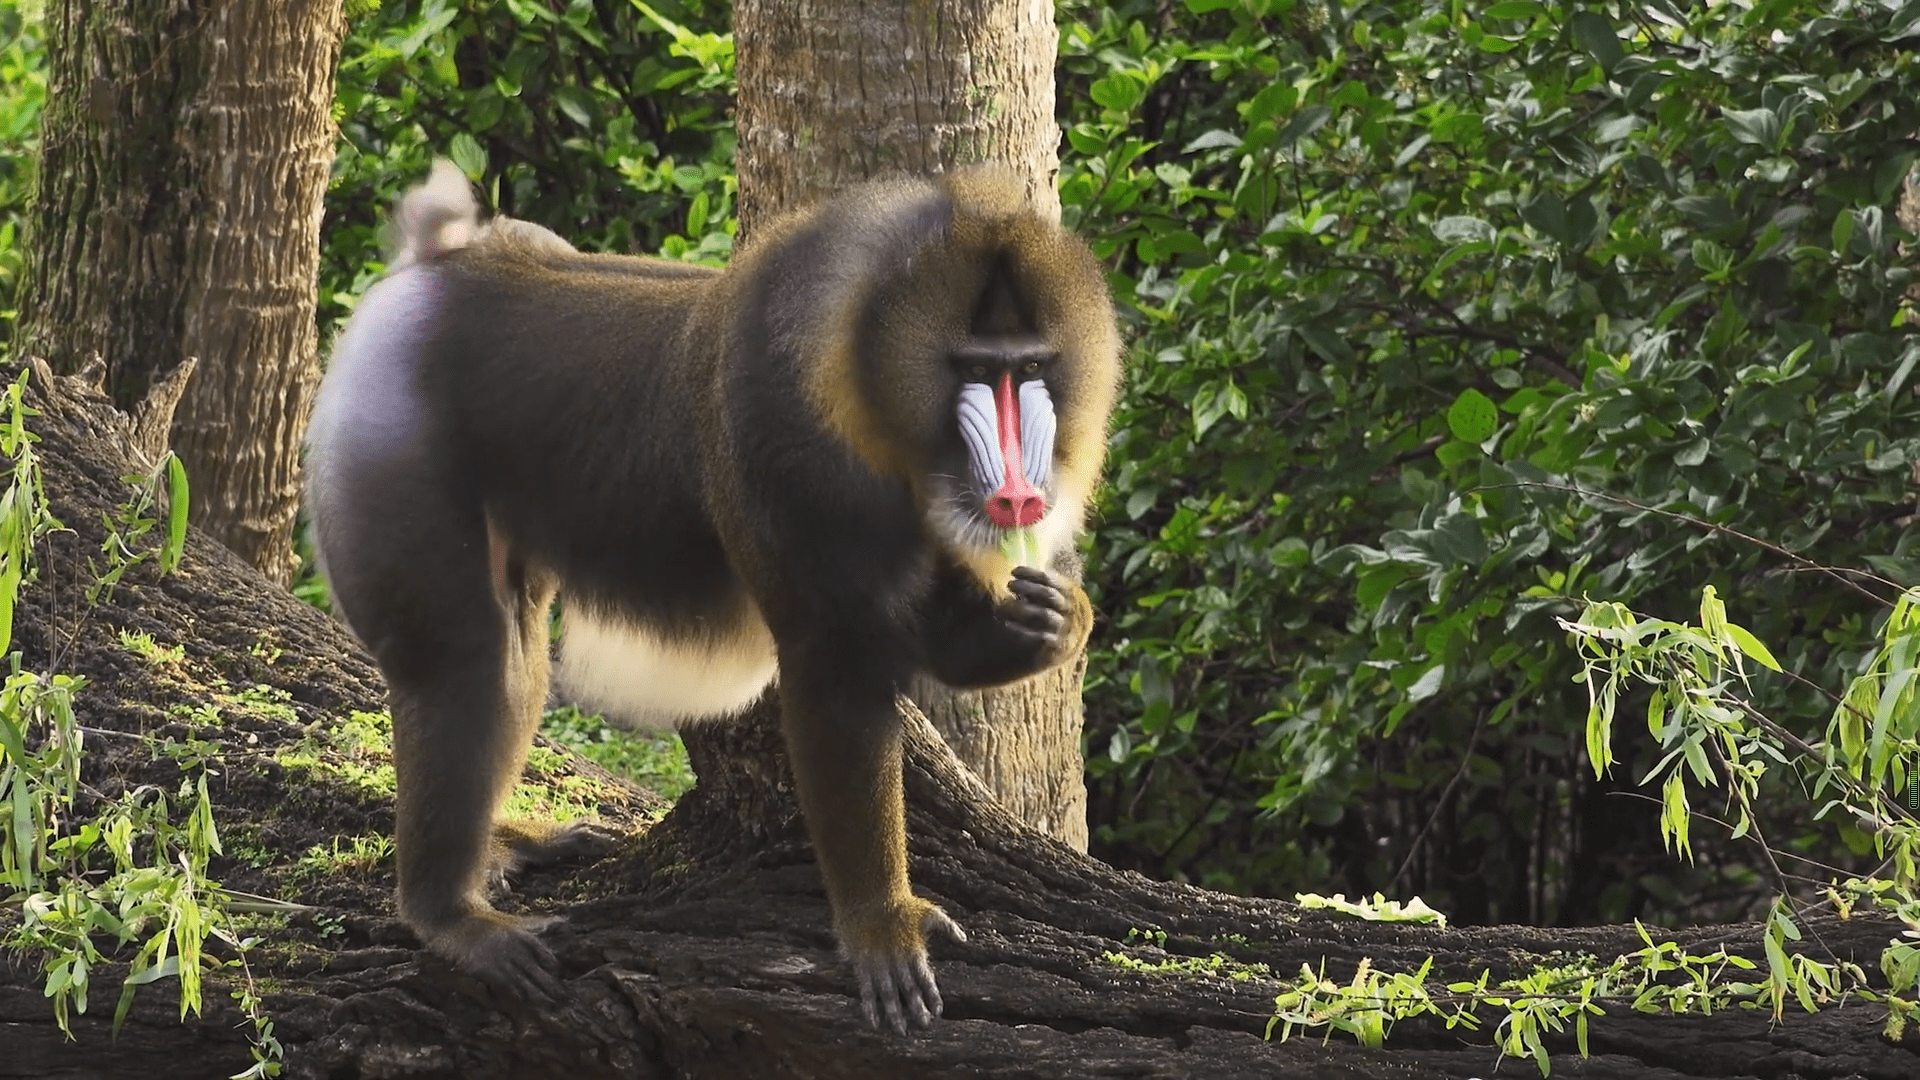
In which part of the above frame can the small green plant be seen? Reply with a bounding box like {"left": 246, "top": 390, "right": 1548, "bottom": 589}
{"left": 0, "top": 367, "right": 281, "bottom": 1075}
{"left": 118, "top": 629, "right": 185, "bottom": 666}
{"left": 86, "top": 450, "right": 188, "bottom": 605}
{"left": 1102, "top": 947, "right": 1271, "bottom": 981}
{"left": 276, "top": 709, "right": 396, "bottom": 798}
{"left": 1259, "top": 924, "right": 1809, "bottom": 1075}
{"left": 232, "top": 684, "right": 297, "bottom": 724}
{"left": 1563, "top": 583, "right": 1920, "bottom": 1034}
{"left": 246, "top": 634, "right": 283, "bottom": 665}
{"left": 290, "top": 834, "right": 394, "bottom": 886}
{"left": 0, "top": 367, "right": 55, "bottom": 651}
{"left": 1294, "top": 891, "right": 1449, "bottom": 929}
{"left": 541, "top": 703, "right": 695, "bottom": 799}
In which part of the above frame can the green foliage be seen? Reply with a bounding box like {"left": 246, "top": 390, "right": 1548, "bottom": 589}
{"left": 1294, "top": 890, "right": 1448, "bottom": 928}
{"left": 323, "top": 0, "right": 736, "bottom": 336}
{"left": 1568, "top": 583, "right": 1920, "bottom": 1034}
{"left": 1257, "top": 912, "right": 1890, "bottom": 1076}
{"left": 1061, "top": 0, "right": 1920, "bottom": 921}
{"left": 276, "top": 708, "right": 397, "bottom": 799}
{"left": 541, "top": 703, "right": 695, "bottom": 801}
{"left": 0, "top": 0, "right": 44, "bottom": 343}
{"left": 0, "top": 367, "right": 52, "bottom": 651}
{"left": 0, "top": 367, "right": 279, "bottom": 1075}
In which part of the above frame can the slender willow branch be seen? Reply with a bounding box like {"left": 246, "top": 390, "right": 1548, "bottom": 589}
{"left": 1478, "top": 481, "right": 1900, "bottom": 606}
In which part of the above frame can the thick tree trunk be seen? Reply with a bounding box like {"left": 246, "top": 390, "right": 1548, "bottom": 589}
{"left": 5, "top": 358, "right": 1916, "bottom": 1079}
{"left": 14, "top": 0, "right": 344, "bottom": 585}
{"left": 732, "top": 0, "right": 1088, "bottom": 850}
{"left": 734, "top": 0, "right": 1062, "bottom": 232}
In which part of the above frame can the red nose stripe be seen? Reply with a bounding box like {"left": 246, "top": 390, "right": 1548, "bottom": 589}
{"left": 987, "top": 372, "right": 1046, "bottom": 528}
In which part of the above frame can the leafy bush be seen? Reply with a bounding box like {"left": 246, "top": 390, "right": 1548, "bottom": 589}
{"left": 1061, "top": 0, "right": 1920, "bottom": 924}
{"left": 0, "top": 0, "right": 46, "bottom": 340}
{"left": 322, "top": 0, "right": 736, "bottom": 336}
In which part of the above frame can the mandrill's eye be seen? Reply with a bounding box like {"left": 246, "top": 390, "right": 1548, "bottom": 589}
{"left": 1020, "top": 359, "right": 1042, "bottom": 377}
{"left": 969, "top": 365, "right": 989, "bottom": 380}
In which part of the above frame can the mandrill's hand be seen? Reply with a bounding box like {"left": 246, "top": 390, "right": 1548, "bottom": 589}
{"left": 923, "top": 564, "right": 1095, "bottom": 688}
{"left": 997, "top": 566, "right": 1093, "bottom": 667}
{"left": 1000, "top": 566, "right": 1068, "bottom": 639}
{"left": 842, "top": 896, "right": 968, "bottom": 1033}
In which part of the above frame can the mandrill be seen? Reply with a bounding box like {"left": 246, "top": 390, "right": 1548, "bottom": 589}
{"left": 304, "top": 160, "right": 1121, "bottom": 1031}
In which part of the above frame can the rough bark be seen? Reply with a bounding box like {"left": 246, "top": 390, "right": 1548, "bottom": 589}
{"left": 732, "top": 0, "right": 1088, "bottom": 850}
{"left": 5, "top": 358, "right": 1917, "bottom": 1080}
{"left": 15, "top": 0, "right": 345, "bottom": 585}
{"left": 734, "top": 0, "right": 1062, "bottom": 238}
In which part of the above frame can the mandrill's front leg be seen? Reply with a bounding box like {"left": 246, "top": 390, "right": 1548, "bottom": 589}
{"left": 775, "top": 630, "right": 967, "bottom": 1033}
{"left": 920, "top": 560, "right": 1094, "bottom": 689}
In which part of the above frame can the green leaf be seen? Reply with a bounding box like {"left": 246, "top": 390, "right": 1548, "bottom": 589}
{"left": 1725, "top": 623, "right": 1781, "bottom": 672}
{"left": 1832, "top": 209, "right": 1856, "bottom": 255}
{"left": 1673, "top": 438, "right": 1709, "bottom": 467}
{"left": 1183, "top": 129, "right": 1242, "bottom": 153}
{"left": 1723, "top": 107, "right": 1781, "bottom": 149}
{"left": 161, "top": 454, "right": 189, "bottom": 575}
{"left": 1269, "top": 537, "right": 1310, "bottom": 568}
{"left": 1275, "top": 105, "right": 1332, "bottom": 148}
{"left": 1406, "top": 664, "right": 1445, "bottom": 702}
{"left": 1673, "top": 195, "right": 1739, "bottom": 230}
{"left": 1521, "top": 191, "right": 1569, "bottom": 243}
{"left": 1296, "top": 324, "right": 1355, "bottom": 364}
{"left": 1569, "top": 12, "right": 1625, "bottom": 73}
{"left": 1888, "top": 341, "right": 1920, "bottom": 400}
{"left": 1485, "top": 1, "right": 1544, "bottom": 18}
{"left": 1431, "top": 113, "right": 1484, "bottom": 143}
{"left": 1432, "top": 215, "right": 1495, "bottom": 244}
{"left": 1091, "top": 73, "right": 1146, "bottom": 113}
{"left": 1431, "top": 512, "right": 1487, "bottom": 565}
{"left": 1356, "top": 563, "right": 1412, "bottom": 610}
{"left": 552, "top": 86, "right": 594, "bottom": 128}
{"left": 447, "top": 133, "right": 487, "bottom": 181}
{"left": 1447, "top": 388, "right": 1498, "bottom": 442}
{"left": 1425, "top": 240, "right": 1491, "bottom": 280}
{"left": 1434, "top": 439, "right": 1481, "bottom": 467}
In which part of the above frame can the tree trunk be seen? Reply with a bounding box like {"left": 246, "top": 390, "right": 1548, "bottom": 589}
{"left": 14, "top": 0, "right": 345, "bottom": 585}
{"left": 734, "top": 0, "right": 1062, "bottom": 230}
{"left": 732, "top": 0, "right": 1088, "bottom": 850}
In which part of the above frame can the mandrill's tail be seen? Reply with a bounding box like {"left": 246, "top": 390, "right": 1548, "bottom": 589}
{"left": 387, "top": 158, "right": 479, "bottom": 271}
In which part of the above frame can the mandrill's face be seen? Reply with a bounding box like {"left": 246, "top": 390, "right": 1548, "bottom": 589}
{"left": 924, "top": 337, "right": 1078, "bottom": 573}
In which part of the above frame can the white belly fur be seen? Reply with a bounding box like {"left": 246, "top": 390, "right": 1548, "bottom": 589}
{"left": 556, "top": 606, "right": 779, "bottom": 732}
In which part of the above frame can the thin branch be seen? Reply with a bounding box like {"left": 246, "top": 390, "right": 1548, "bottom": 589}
{"left": 1481, "top": 481, "right": 1901, "bottom": 605}
{"left": 1389, "top": 708, "right": 1485, "bottom": 892}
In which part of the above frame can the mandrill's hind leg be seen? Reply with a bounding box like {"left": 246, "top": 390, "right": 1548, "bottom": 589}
{"left": 484, "top": 561, "right": 619, "bottom": 893}
{"left": 335, "top": 486, "right": 593, "bottom": 1002}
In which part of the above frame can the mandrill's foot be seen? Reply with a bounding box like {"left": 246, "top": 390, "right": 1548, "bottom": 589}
{"left": 487, "top": 818, "right": 620, "bottom": 892}
{"left": 420, "top": 906, "right": 569, "bottom": 1004}
{"left": 840, "top": 897, "right": 968, "bottom": 1034}
{"left": 409, "top": 821, "right": 615, "bottom": 1005}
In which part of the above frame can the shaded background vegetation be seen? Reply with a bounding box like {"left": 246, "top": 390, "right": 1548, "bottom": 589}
{"left": 4, "top": 0, "right": 1918, "bottom": 932}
